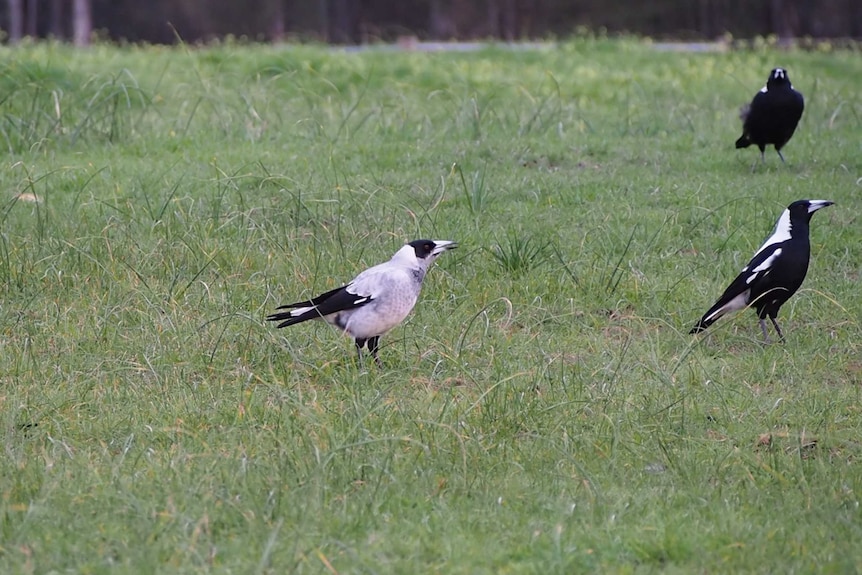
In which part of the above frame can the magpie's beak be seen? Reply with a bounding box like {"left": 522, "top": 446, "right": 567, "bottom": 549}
{"left": 808, "top": 200, "right": 834, "bottom": 213}
{"left": 431, "top": 240, "right": 458, "bottom": 256}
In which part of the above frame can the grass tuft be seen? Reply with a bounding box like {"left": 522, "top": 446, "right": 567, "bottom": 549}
{"left": 490, "top": 231, "right": 552, "bottom": 276}
{"left": 453, "top": 161, "right": 492, "bottom": 215}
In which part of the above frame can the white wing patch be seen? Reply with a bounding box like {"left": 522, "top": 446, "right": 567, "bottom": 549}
{"left": 745, "top": 248, "right": 781, "bottom": 284}
{"left": 344, "top": 281, "right": 377, "bottom": 308}
{"left": 753, "top": 248, "right": 781, "bottom": 272}
{"left": 345, "top": 283, "right": 371, "bottom": 296}
{"left": 759, "top": 85, "right": 768, "bottom": 93}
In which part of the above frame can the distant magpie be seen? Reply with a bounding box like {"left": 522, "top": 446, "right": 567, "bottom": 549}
{"left": 690, "top": 199, "right": 833, "bottom": 341}
{"left": 735, "top": 68, "right": 804, "bottom": 163}
{"left": 267, "top": 239, "right": 457, "bottom": 366}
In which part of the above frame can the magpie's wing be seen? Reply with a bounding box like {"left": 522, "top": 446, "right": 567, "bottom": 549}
{"left": 691, "top": 243, "right": 784, "bottom": 332}
{"left": 272, "top": 285, "right": 347, "bottom": 310}
{"left": 736, "top": 90, "right": 770, "bottom": 148}
{"left": 743, "top": 90, "right": 771, "bottom": 127}
{"left": 750, "top": 88, "right": 772, "bottom": 109}
{"left": 792, "top": 88, "right": 804, "bottom": 112}
{"left": 784, "top": 89, "right": 805, "bottom": 129}
{"left": 730, "top": 243, "right": 784, "bottom": 294}
{"left": 266, "top": 283, "right": 374, "bottom": 328}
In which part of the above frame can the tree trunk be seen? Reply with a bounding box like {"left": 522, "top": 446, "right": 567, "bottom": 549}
{"left": 49, "top": 0, "right": 64, "bottom": 38}
{"left": 25, "top": 0, "right": 36, "bottom": 36}
{"left": 7, "top": 0, "right": 23, "bottom": 43}
{"left": 326, "top": 0, "right": 360, "bottom": 43}
{"left": 770, "top": 0, "right": 791, "bottom": 37}
{"left": 318, "top": 0, "right": 328, "bottom": 40}
{"left": 487, "top": 0, "right": 500, "bottom": 37}
{"left": 698, "top": 0, "right": 710, "bottom": 37}
{"left": 270, "top": 0, "right": 285, "bottom": 42}
{"left": 500, "top": 0, "right": 516, "bottom": 40}
{"left": 429, "top": 0, "right": 453, "bottom": 39}
{"left": 73, "top": 0, "right": 92, "bottom": 46}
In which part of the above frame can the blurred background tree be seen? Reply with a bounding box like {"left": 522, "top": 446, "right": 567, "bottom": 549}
{"left": 2, "top": 0, "right": 861, "bottom": 44}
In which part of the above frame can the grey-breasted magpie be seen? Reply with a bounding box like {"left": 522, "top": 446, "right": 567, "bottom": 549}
{"left": 735, "top": 67, "right": 805, "bottom": 163}
{"left": 690, "top": 199, "right": 833, "bottom": 341}
{"left": 267, "top": 239, "right": 457, "bottom": 366}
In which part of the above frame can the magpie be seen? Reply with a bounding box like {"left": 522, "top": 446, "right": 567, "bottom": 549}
{"left": 735, "top": 67, "right": 804, "bottom": 163}
{"left": 690, "top": 199, "right": 833, "bottom": 341}
{"left": 267, "top": 239, "right": 457, "bottom": 366}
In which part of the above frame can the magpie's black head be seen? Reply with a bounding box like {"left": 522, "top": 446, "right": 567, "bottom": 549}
{"left": 787, "top": 199, "right": 833, "bottom": 222}
{"left": 766, "top": 67, "right": 791, "bottom": 89}
{"left": 407, "top": 239, "right": 458, "bottom": 260}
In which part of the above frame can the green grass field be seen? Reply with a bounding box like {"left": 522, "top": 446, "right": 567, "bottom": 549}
{"left": 1, "top": 37, "right": 861, "bottom": 573}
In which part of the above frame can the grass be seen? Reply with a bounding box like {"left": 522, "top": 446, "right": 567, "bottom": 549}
{"left": 1, "top": 37, "right": 861, "bottom": 573}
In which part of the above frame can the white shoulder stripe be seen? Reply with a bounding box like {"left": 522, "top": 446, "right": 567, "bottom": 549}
{"left": 753, "top": 208, "right": 792, "bottom": 258}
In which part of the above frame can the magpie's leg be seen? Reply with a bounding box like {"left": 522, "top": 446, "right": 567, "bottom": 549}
{"left": 751, "top": 148, "right": 766, "bottom": 173}
{"left": 760, "top": 149, "right": 766, "bottom": 163}
{"left": 368, "top": 336, "right": 383, "bottom": 368}
{"left": 354, "top": 338, "right": 367, "bottom": 363}
{"left": 777, "top": 149, "right": 786, "bottom": 164}
{"left": 759, "top": 319, "right": 772, "bottom": 343}
{"left": 769, "top": 317, "right": 785, "bottom": 342}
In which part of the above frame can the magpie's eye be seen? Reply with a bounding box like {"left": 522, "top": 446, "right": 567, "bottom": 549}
{"left": 425, "top": 243, "right": 433, "bottom": 252}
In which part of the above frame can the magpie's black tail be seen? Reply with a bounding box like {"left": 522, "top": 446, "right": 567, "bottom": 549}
{"left": 689, "top": 315, "right": 716, "bottom": 335}
{"left": 689, "top": 322, "right": 707, "bottom": 334}
{"left": 266, "top": 309, "right": 311, "bottom": 328}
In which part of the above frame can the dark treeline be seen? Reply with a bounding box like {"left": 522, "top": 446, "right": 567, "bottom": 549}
{"left": 3, "top": 0, "right": 862, "bottom": 45}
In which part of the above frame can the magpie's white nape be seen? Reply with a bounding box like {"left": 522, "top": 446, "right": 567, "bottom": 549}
{"left": 267, "top": 239, "right": 457, "bottom": 367}
{"left": 690, "top": 199, "right": 833, "bottom": 342}
{"left": 735, "top": 67, "right": 804, "bottom": 164}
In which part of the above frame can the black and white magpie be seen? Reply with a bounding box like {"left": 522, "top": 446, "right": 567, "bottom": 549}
{"left": 267, "top": 239, "right": 457, "bottom": 366}
{"left": 735, "top": 67, "right": 804, "bottom": 163}
{"left": 690, "top": 199, "right": 833, "bottom": 341}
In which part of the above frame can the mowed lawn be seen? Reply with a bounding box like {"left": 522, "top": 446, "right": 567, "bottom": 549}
{"left": 1, "top": 38, "right": 861, "bottom": 573}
